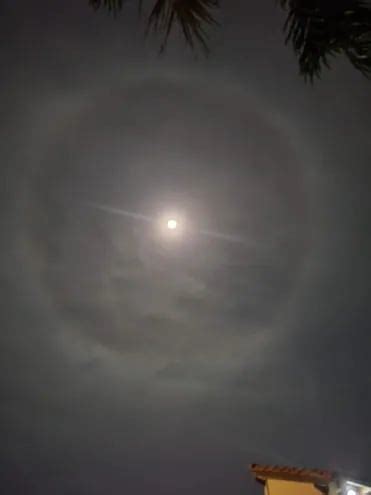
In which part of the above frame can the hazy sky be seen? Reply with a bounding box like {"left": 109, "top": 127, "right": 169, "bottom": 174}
{"left": 1, "top": 1, "right": 371, "bottom": 494}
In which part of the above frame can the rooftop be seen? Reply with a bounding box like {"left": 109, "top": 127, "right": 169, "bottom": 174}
{"left": 250, "top": 464, "right": 334, "bottom": 485}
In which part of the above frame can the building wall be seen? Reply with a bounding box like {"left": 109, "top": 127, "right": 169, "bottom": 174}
{"left": 265, "top": 479, "right": 322, "bottom": 495}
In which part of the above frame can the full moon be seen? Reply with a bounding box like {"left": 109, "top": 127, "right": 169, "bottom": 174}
{"left": 167, "top": 219, "right": 177, "bottom": 230}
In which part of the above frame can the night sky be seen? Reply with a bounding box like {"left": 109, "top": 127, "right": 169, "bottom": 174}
{"left": 1, "top": 1, "right": 371, "bottom": 494}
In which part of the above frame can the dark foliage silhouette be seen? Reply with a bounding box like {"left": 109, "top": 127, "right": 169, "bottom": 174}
{"left": 89, "top": 0, "right": 371, "bottom": 81}
{"left": 281, "top": 0, "right": 371, "bottom": 81}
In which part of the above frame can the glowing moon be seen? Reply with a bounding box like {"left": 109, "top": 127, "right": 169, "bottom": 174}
{"left": 167, "top": 219, "right": 177, "bottom": 230}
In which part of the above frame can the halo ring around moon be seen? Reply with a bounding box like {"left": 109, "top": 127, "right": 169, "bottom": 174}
{"left": 20, "top": 71, "right": 312, "bottom": 361}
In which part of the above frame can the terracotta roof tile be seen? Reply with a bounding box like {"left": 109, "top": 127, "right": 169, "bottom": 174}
{"left": 250, "top": 464, "right": 334, "bottom": 484}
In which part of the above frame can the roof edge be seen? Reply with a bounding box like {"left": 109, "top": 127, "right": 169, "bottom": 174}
{"left": 250, "top": 464, "right": 335, "bottom": 485}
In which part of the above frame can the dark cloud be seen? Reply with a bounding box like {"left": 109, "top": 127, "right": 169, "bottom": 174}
{"left": 1, "top": 0, "right": 371, "bottom": 493}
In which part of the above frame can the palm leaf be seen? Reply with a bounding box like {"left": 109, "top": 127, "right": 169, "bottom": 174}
{"left": 89, "top": 0, "right": 218, "bottom": 50}
{"left": 146, "top": 0, "right": 218, "bottom": 52}
{"left": 280, "top": 0, "right": 371, "bottom": 81}
{"left": 90, "top": 0, "right": 371, "bottom": 81}
{"left": 89, "top": 0, "right": 125, "bottom": 15}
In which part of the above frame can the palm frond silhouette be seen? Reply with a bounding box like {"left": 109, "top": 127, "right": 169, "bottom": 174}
{"left": 280, "top": 0, "right": 371, "bottom": 81}
{"left": 90, "top": 0, "right": 218, "bottom": 51}
{"left": 90, "top": 0, "right": 371, "bottom": 81}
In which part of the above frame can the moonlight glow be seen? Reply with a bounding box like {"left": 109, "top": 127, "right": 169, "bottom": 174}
{"left": 167, "top": 219, "right": 177, "bottom": 230}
